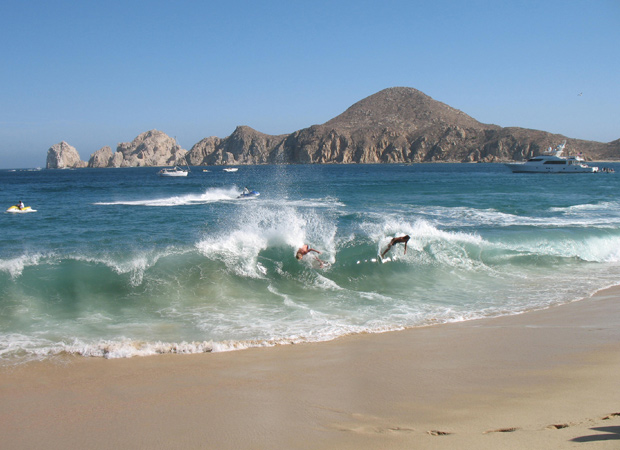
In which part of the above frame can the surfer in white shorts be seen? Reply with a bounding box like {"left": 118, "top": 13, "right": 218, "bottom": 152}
{"left": 381, "top": 235, "right": 410, "bottom": 258}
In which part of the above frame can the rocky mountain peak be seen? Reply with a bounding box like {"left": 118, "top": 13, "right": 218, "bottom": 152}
{"left": 323, "top": 87, "right": 488, "bottom": 132}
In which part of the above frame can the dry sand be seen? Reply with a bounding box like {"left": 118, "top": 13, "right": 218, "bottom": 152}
{"left": 2, "top": 287, "right": 620, "bottom": 449}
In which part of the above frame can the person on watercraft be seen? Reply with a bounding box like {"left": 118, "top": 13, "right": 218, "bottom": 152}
{"left": 17, "top": 200, "right": 24, "bottom": 210}
{"left": 296, "top": 244, "right": 325, "bottom": 268}
{"left": 242, "top": 187, "right": 250, "bottom": 195}
{"left": 381, "top": 235, "right": 410, "bottom": 258}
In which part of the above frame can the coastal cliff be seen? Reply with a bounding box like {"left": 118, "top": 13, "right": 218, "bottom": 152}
{"left": 187, "top": 126, "right": 287, "bottom": 166}
{"left": 48, "top": 87, "right": 620, "bottom": 168}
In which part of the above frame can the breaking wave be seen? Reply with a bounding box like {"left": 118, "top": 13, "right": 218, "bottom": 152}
{"left": 3, "top": 163, "right": 620, "bottom": 364}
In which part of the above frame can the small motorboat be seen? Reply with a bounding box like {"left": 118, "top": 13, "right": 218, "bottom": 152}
{"left": 158, "top": 166, "right": 188, "bottom": 177}
{"left": 6, "top": 205, "right": 36, "bottom": 213}
{"left": 223, "top": 168, "right": 238, "bottom": 172}
{"left": 159, "top": 152, "right": 191, "bottom": 177}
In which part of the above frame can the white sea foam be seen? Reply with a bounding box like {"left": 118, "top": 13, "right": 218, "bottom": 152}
{"left": 550, "top": 201, "right": 620, "bottom": 213}
{"left": 0, "top": 253, "right": 45, "bottom": 278}
{"left": 195, "top": 203, "right": 338, "bottom": 277}
{"left": 415, "top": 206, "right": 522, "bottom": 228}
{"left": 33, "top": 338, "right": 214, "bottom": 359}
{"left": 415, "top": 204, "right": 620, "bottom": 229}
{"left": 0, "top": 333, "right": 55, "bottom": 358}
{"left": 94, "top": 187, "right": 240, "bottom": 206}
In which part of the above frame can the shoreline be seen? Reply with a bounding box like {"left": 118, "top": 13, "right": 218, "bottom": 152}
{"left": 2, "top": 288, "right": 620, "bottom": 449}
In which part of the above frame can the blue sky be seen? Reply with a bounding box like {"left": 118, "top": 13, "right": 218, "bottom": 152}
{"left": 1, "top": 0, "right": 618, "bottom": 168}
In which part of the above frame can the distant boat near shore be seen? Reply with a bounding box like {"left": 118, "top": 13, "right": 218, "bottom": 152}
{"left": 505, "top": 141, "right": 599, "bottom": 173}
{"left": 158, "top": 166, "right": 188, "bottom": 177}
{"left": 158, "top": 152, "right": 191, "bottom": 177}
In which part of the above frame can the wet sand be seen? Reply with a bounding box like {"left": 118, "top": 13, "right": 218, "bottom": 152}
{"left": 2, "top": 287, "right": 620, "bottom": 449}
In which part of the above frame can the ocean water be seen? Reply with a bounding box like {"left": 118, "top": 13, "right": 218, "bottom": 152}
{"left": 2, "top": 163, "right": 620, "bottom": 364}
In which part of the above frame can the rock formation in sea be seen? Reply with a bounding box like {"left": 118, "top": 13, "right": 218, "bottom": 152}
{"left": 48, "top": 87, "right": 620, "bottom": 168}
{"left": 88, "top": 146, "right": 114, "bottom": 168}
{"left": 46, "top": 142, "right": 88, "bottom": 169}
{"left": 88, "top": 130, "right": 188, "bottom": 168}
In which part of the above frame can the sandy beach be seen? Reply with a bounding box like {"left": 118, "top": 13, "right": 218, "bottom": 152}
{"left": 2, "top": 287, "right": 620, "bottom": 449}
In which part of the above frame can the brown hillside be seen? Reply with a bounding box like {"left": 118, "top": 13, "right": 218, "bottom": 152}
{"left": 323, "top": 87, "right": 493, "bottom": 132}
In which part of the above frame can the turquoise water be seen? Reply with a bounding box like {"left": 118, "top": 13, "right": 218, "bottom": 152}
{"left": 2, "top": 163, "right": 620, "bottom": 363}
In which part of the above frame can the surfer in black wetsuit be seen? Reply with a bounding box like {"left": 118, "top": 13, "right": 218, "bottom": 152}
{"left": 381, "top": 235, "right": 410, "bottom": 258}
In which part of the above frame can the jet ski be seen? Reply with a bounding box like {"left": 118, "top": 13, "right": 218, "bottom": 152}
{"left": 238, "top": 190, "right": 260, "bottom": 199}
{"left": 6, "top": 205, "right": 36, "bottom": 213}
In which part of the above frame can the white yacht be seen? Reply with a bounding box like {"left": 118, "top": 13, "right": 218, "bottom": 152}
{"left": 158, "top": 166, "right": 189, "bottom": 177}
{"left": 505, "top": 141, "right": 598, "bottom": 173}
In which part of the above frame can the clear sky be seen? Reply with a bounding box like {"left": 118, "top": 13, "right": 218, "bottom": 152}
{"left": 1, "top": 0, "right": 618, "bottom": 168}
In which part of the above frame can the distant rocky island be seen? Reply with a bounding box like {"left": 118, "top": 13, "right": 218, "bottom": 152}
{"left": 46, "top": 87, "right": 620, "bottom": 169}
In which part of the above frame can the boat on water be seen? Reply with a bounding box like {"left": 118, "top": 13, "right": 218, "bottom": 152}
{"left": 238, "top": 189, "right": 260, "bottom": 199}
{"left": 223, "top": 168, "right": 238, "bottom": 172}
{"left": 6, "top": 205, "right": 36, "bottom": 213}
{"left": 505, "top": 141, "right": 599, "bottom": 173}
{"left": 158, "top": 142, "right": 191, "bottom": 177}
{"left": 158, "top": 166, "right": 188, "bottom": 177}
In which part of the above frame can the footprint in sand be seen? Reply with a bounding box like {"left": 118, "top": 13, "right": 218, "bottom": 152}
{"left": 484, "top": 427, "right": 519, "bottom": 434}
{"left": 427, "top": 430, "right": 452, "bottom": 436}
{"left": 546, "top": 423, "right": 570, "bottom": 430}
